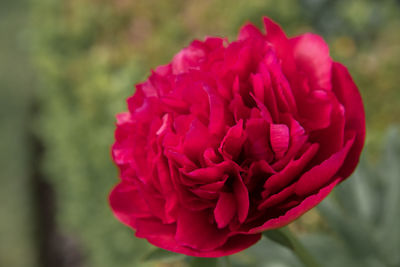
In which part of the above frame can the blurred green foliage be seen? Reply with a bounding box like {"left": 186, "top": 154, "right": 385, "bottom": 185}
{"left": 0, "top": 0, "right": 395, "bottom": 266}
{"left": 0, "top": 0, "right": 37, "bottom": 266}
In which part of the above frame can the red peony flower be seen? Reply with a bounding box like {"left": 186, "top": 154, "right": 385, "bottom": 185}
{"left": 109, "top": 17, "right": 365, "bottom": 257}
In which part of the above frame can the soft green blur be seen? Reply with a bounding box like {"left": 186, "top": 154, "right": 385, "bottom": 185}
{"left": 1, "top": 0, "right": 399, "bottom": 266}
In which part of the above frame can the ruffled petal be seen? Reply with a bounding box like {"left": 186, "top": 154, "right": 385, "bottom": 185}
{"left": 109, "top": 182, "right": 151, "bottom": 228}
{"left": 294, "top": 135, "right": 355, "bottom": 196}
{"left": 290, "top": 33, "right": 333, "bottom": 91}
{"left": 331, "top": 62, "right": 366, "bottom": 178}
{"left": 175, "top": 208, "right": 229, "bottom": 251}
{"left": 270, "top": 124, "right": 290, "bottom": 159}
{"left": 249, "top": 177, "right": 341, "bottom": 233}
{"left": 214, "top": 192, "right": 237, "bottom": 228}
{"left": 238, "top": 22, "right": 264, "bottom": 41}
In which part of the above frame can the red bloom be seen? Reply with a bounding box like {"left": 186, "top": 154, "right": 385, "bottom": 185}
{"left": 110, "top": 17, "right": 365, "bottom": 257}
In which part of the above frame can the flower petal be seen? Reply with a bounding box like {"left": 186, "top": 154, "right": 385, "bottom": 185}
{"left": 233, "top": 173, "right": 250, "bottom": 223}
{"left": 175, "top": 208, "right": 229, "bottom": 251}
{"left": 270, "top": 124, "right": 290, "bottom": 158}
{"left": 109, "top": 182, "right": 151, "bottom": 228}
{"left": 263, "top": 143, "right": 319, "bottom": 197}
{"left": 332, "top": 62, "right": 366, "bottom": 178}
{"left": 249, "top": 177, "right": 341, "bottom": 232}
{"left": 290, "top": 33, "right": 333, "bottom": 91}
{"left": 238, "top": 22, "right": 264, "bottom": 41}
{"left": 214, "top": 192, "right": 237, "bottom": 228}
{"left": 146, "top": 230, "right": 261, "bottom": 257}
{"left": 219, "top": 120, "right": 246, "bottom": 160}
{"left": 294, "top": 135, "right": 355, "bottom": 196}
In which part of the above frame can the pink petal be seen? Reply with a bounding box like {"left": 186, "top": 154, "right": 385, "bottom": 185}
{"left": 294, "top": 135, "right": 355, "bottom": 196}
{"left": 156, "top": 157, "right": 178, "bottom": 223}
{"left": 164, "top": 149, "right": 196, "bottom": 170}
{"left": 263, "top": 143, "right": 319, "bottom": 197}
{"left": 172, "top": 44, "right": 206, "bottom": 74}
{"left": 263, "top": 50, "right": 296, "bottom": 113}
{"left": 207, "top": 91, "right": 227, "bottom": 135}
{"left": 249, "top": 177, "right": 341, "bottom": 233}
{"left": 214, "top": 192, "right": 237, "bottom": 228}
{"left": 238, "top": 22, "right": 264, "bottom": 41}
{"left": 115, "top": 112, "right": 131, "bottom": 125}
{"left": 219, "top": 120, "right": 246, "bottom": 160}
{"left": 271, "top": 116, "right": 307, "bottom": 171}
{"left": 263, "top": 17, "right": 288, "bottom": 50}
{"left": 233, "top": 173, "right": 250, "bottom": 223}
{"left": 175, "top": 208, "right": 230, "bottom": 251}
{"left": 270, "top": 124, "right": 290, "bottom": 158}
{"left": 332, "top": 62, "right": 366, "bottom": 178}
{"left": 140, "top": 182, "right": 173, "bottom": 223}
{"left": 199, "top": 177, "right": 228, "bottom": 191}
{"left": 109, "top": 182, "right": 151, "bottom": 228}
{"left": 170, "top": 166, "right": 214, "bottom": 211}
{"left": 127, "top": 85, "right": 145, "bottom": 113}
{"left": 229, "top": 93, "right": 251, "bottom": 122}
{"left": 136, "top": 80, "right": 158, "bottom": 98}
{"left": 251, "top": 73, "right": 265, "bottom": 105}
{"left": 161, "top": 96, "right": 190, "bottom": 113}
{"left": 244, "top": 118, "right": 273, "bottom": 162}
{"left": 146, "top": 230, "right": 261, "bottom": 257}
{"left": 149, "top": 70, "right": 171, "bottom": 96}
{"left": 262, "top": 17, "right": 300, "bottom": 85}
{"left": 290, "top": 33, "right": 333, "bottom": 91}
{"left": 191, "top": 176, "right": 229, "bottom": 200}
{"left": 299, "top": 90, "right": 334, "bottom": 131}
{"left": 257, "top": 62, "right": 279, "bottom": 121}
{"left": 245, "top": 160, "right": 276, "bottom": 188}
{"left": 309, "top": 102, "right": 345, "bottom": 163}
{"left": 191, "top": 187, "right": 219, "bottom": 200}
{"left": 258, "top": 182, "right": 296, "bottom": 210}
{"left": 203, "top": 147, "right": 223, "bottom": 166}
{"left": 135, "top": 217, "right": 176, "bottom": 238}
{"left": 112, "top": 146, "right": 134, "bottom": 166}
{"left": 182, "top": 161, "right": 232, "bottom": 184}
{"left": 183, "top": 119, "right": 211, "bottom": 162}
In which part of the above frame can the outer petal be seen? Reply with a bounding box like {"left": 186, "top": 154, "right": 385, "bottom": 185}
{"left": 270, "top": 124, "right": 289, "bottom": 158}
{"left": 249, "top": 177, "right": 341, "bottom": 233}
{"left": 238, "top": 22, "right": 264, "bottom": 41}
{"left": 214, "top": 192, "right": 237, "bottom": 228}
{"left": 172, "top": 42, "right": 206, "bottom": 74}
{"left": 263, "top": 17, "right": 288, "bottom": 50}
{"left": 219, "top": 120, "right": 246, "bottom": 160}
{"left": 233, "top": 173, "right": 250, "bottom": 223}
{"left": 109, "top": 182, "right": 151, "bottom": 228}
{"left": 146, "top": 230, "right": 261, "bottom": 257}
{"left": 331, "top": 62, "right": 366, "bottom": 178}
{"left": 262, "top": 143, "right": 319, "bottom": 197}
{"left": 294, "top": 135, "right": 355, "bottom": 196}
{"left": 290, "top": 33, "right": 333, "bottom": 91}
{"left": 175, "top": 208, "right": 230, "bottom": 251}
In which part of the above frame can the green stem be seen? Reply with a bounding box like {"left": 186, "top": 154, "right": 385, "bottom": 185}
{"left": 263, "top": 227, "right": 321, "bottom": 267}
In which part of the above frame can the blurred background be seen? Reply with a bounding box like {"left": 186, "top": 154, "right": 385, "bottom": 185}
{"left": 1, "top": 0, "right": 399, "bottom": 266}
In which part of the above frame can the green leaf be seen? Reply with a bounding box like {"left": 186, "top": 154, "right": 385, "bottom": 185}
{"left": 376, "top": 127, "right": 400, "bottom": 266}
{"left": 263, "top": 227, "right": 321, "bottom": 267}
{"left": 142, "top": 248, "right": 185, "bottom": 262}
{"left": 263, "top": 228, "right": 294, "bottom": 250}
{"left": 317, "top": 199, "right": 378, "bottom": 259}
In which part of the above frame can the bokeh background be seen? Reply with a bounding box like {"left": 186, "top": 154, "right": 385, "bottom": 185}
{"left": 1, "top": 0, "right": 399, "bottom": 266}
